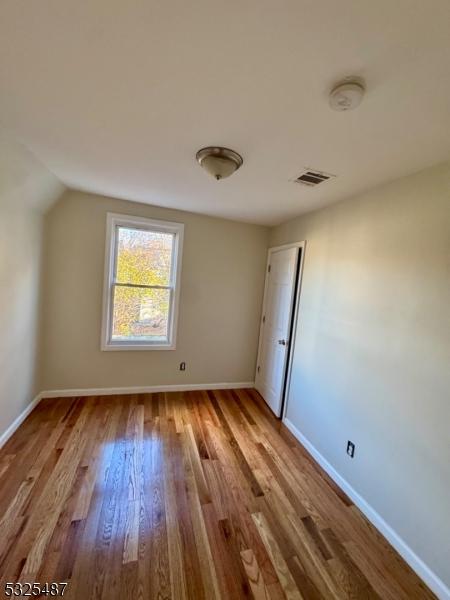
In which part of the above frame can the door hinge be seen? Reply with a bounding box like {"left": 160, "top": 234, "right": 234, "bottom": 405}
{"left": 257, "top": 366, "right": 260, "bottom": 373}
{"left": 262, "top": 315, "right": 265, "bottom": 323}
{"left": 268, "top": 264, "right": 271, "bottom": 273}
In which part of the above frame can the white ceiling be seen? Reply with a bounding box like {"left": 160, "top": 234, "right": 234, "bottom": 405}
{"left": 1, "top": 0, "right": 449, "bottom": 225}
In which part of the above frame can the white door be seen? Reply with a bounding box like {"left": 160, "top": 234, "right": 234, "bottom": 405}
{"left": 255, "top": 247, "right": 299, "bottom": 416}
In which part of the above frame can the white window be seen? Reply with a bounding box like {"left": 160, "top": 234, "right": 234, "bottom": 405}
{"left": 101, "top": 213, "right": 184, "bottom": 350}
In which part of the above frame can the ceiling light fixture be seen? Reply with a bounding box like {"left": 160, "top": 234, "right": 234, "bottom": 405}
{"left": 196, "top": 146, "right": 243, "bottom": 180}
{"left": 329, "top": 78, "right": 365, "bottom": 111}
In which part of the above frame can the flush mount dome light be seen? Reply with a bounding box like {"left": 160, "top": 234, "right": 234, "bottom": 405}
{"left": 329, "top": 79, "right": 365, "bottom": 111}
{"left": 196, "top": 146, "right": 243, "bottom": 180}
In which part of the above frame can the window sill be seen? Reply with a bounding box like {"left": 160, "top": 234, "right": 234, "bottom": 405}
{"left": 101, "top": 342, "right": 176, "bottom": 351}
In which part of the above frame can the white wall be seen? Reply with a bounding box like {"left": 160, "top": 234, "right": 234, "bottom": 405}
{"left": 270, "top": 161, "right": 450, "bottom": 590}
{"left": 0, "top": 133, "right": 64, "bottom": 440}
{"left": 40, "top": 190, "right": 269, "bottom": 391}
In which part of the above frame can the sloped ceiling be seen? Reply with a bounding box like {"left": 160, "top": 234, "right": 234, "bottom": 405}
{"left": 0, "top": 131, "right": 65, "bottom": 212}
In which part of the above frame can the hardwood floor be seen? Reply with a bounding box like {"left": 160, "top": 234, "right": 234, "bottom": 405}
{"left": 0, "top": 389, "right": 435, "bottom": 599}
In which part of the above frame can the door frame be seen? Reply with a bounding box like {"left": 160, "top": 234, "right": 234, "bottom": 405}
{"left": 255, "top": 241, "right": 306, "bottom": 418}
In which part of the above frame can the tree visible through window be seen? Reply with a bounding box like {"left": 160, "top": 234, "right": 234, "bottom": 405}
{"left": 102, "top": 214, "right": 184, "bottom": 350}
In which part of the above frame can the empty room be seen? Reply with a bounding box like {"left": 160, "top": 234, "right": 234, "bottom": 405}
{"left": 0, "top": 1, "right": 449, "bottom": 599}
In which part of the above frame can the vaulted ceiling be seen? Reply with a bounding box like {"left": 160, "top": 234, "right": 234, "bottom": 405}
{"left": 1, "top": 0, "right": 449, "bottom": 224}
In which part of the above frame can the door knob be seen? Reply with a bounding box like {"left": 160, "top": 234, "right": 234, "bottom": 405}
{"left": 278, "top": 339, "right": 287, "bottom": 346}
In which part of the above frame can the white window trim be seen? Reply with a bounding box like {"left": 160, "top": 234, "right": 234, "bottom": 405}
{"left": 101, "top": 212, "right": 184, "bottom": 351}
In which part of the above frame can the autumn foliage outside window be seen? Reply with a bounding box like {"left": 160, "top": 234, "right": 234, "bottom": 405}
{"left": 103, "top": 214, "right": 184, "bottom": 350}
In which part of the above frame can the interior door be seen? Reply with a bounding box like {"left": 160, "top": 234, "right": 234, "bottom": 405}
{"left": 255, "top": 246, "right": 299, "bottom": 417}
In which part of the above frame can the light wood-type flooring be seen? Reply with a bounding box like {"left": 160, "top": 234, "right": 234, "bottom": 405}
{"left": 0, "top": 389, "right": 436, "bottom": 599}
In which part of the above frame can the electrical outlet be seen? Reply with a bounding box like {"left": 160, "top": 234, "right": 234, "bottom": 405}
{"left": 347, "top": 440, "right": 355, "bottom": 458}
{"left": 179, "top": 362, "right": 186, "bottom": 371}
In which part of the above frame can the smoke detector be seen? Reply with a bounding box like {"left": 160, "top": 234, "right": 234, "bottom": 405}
{"left": 329, "top": 79, "right": 365, "bottom": 111}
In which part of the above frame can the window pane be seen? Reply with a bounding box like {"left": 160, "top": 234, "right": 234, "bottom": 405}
{"left": 111, "top": 285, "right": 170, "bottom": 342}
{"left": 115, "top": 226, "right": 174, "bottom": 286}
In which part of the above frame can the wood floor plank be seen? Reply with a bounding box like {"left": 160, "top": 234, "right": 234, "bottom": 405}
{"left": 140, "top": 414, "right": 171, "bottom": 600}
{"left": 161, "top": 417, "right": 188, "bottom": 600}
{"left": 252, "top": 511, "right": 304, "bottom": 600}
{"left": 181, "top": 430, "right": 221, "bottom": 599}
{"left": 122, "top": 403, "right": 144, "bottom": 564}
{"left": 168, "top": 418, "right": 206, "bottom": 600}
{"left": 0, "top": 389, "right": 437, "bottom": 600}
{"left": 286, "top": 555, "right": 326, "bottom": 600}
{"left": 202, "top": 502, "right": 251, "bottom": 599}
{"left": 3, "top": 400, "right": 94, "bottom": 582}
{"left": 207, "top": 390, "right": 264, "bottom": 498}
{"left": 72, "top": 398, "right": 130, "bottom": 600}
{"left": 322, "top": 527, "right": 381, "bottom": 599}
{"left": 240, "top": 548, "right": 270, "bottom": 600}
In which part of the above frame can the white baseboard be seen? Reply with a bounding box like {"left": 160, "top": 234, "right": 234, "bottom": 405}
{"left": 0, "top": 392, "right": 43, "bottom": 449}
{"left": 40, "top": 381, "right": 255, "bottom": 399}
{"left": 283, "top": 418, "right": 450, "bottom": 600}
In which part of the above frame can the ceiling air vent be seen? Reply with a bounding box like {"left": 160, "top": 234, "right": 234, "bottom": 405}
{"left": 294, "top": 168, "right": 336, "bottom": 187}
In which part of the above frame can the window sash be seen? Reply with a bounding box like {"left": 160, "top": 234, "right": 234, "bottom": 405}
{"left": 110, "top": 282, "right": 174, "bottom": 344}
{"left": 113, "top": 224, "right": 176, "bottom": 288}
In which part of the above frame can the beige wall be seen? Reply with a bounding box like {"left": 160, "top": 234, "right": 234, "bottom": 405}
{"left": 0, "top": 133, "right": 64, "bottom": 439}
{"left": 40, "top": 190, "right": 269, "bottom": 390}
{"left": 270, "top": 161, "right": 450, "bottom": 587}
{"left": 3, "top": 135, "right": 448, "bottom": 588}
